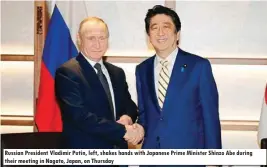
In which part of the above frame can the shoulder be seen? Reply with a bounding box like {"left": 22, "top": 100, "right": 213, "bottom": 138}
{"left": 179, "top": 49, "right": 212, "bottom": 72}
{"left": 180, "top": 49, "right": 209, "bottom": 64}
{"left": 104, "top": 61, "right": 125, "bottom": 78}
{"left": 56, "top": 57, "right": 80, "bottom": 78}
{"left": 136, "top": 55, "right": 155, "bottom": 71}
{"left": 104, "top": 61, "right": 123, "bottom": 73}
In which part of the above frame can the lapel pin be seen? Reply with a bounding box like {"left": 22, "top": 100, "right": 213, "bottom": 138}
{"left": 181, "top": 64, "right": 187, "bottom": 72}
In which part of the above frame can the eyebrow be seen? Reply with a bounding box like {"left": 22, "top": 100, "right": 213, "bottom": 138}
{"left": 150, "top": 22, "right": 173, "bottom": 28}
{"left": 150, "top": 23, "right": 158, "bottom": 28}
{"left": 163, "top": 22, "right": 172, "bottom": 26}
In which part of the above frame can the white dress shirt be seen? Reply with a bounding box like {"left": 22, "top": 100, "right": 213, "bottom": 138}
{"left": 154, "top": 48, "right": 178, "bottom": 98}
{"left": 81, "top": 53, "right": 116, "bottom": 119}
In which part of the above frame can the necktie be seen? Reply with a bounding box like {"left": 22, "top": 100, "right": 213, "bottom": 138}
{"left": 94, "top": 63, "right": 114, "bottom": 117}
{"left": 158, "top": 60, "right": 170, "bottom": 110}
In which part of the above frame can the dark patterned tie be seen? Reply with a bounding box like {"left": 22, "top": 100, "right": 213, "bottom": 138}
{"left": 94, "top": 63, "right": 114, "bottom": 118}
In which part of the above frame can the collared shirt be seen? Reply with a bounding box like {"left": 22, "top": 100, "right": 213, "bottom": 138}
{"left": 81, "top": 52, "right": 116, "bottom": 118}
{"left": 154, "top": 48, "right": 178, "bottom": 98}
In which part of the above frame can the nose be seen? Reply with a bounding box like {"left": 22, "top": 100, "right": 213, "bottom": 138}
{"left": 94, "top": 39, "right": 100, "bottom": 49}
{"left": 157, "top": 27, "right": 165, "bottom": 36}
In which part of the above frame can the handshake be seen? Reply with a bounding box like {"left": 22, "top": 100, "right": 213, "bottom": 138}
{"left": 117, "top": 115, "right": 144, "bottom": 145}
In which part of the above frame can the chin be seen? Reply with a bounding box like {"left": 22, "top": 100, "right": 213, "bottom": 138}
{"left": 156, "top": 47, "right": 168, "bottom": 52}
{"left": 88, "top": 55, "right": 101, "bottom": 61}
{"left": 94, "top": 56, "right": 103, "bottom": 60}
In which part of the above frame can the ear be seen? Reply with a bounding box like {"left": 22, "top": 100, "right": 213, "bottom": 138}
{"left": 176, "top": 31, "right": 180, "bottom": 41}
{"left": 76, "top": 33, "right": 81, "bottom": 50}
{"left": 77, "top": 33, "right": 81, "bottom": 45}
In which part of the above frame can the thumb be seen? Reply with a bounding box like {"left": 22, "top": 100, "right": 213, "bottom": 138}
{"left": 117, "top": 119, "right": 123, "bottom": 123}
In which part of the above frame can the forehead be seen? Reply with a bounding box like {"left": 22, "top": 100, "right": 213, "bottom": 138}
{"left": 80, "top": 21, "right": 107, "bottom": 35}
{"left": 150, "top": 14, "right": 174, "bottom": 26}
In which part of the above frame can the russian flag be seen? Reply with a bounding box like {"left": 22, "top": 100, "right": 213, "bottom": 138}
{"left": 35, "top": 3, "right": 78, "bottom": 132}
{"left": 258, "top": 83, "right": 267, "bottom": 145}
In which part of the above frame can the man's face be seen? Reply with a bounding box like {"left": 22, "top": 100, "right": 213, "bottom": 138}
{"left": 78, "top": 21, "right": 108, "bottom": 62}
{"left": 148, "top": 14, "right": 179, "bottom": 57}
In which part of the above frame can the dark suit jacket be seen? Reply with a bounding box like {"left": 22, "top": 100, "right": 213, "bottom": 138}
{"left": 136, "top": 48, "right": 222, "bottom": 149}
{"left": 55, "top": 53, "right": 137, "bottom": 149}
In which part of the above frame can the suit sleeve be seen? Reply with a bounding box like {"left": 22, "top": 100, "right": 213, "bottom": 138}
{"left": 199, "top": 59, "right": 222, "bottom": 149}
{"left": 135, "top": 66, "right": 146, "bottom": 130}
{"left": 55, "top": 67, "right": 126, "bottom": 144}
{"left": 120, "top": 69, "right": 138, "bottom": 123}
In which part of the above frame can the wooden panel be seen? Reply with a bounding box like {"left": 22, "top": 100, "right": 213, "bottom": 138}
{"left": 0, "top": 115, "right": 259, "bottom": 150}
{"left": 1, "top": 54, "right": 34, "bottom": 61}
{"left": 2, "top": 54, "right": 267, "bottom": 65}
{"left": 209, "top": 58, "right": 267, "bottom": 65}
{"left": 1, "top": 115, "right": 34, "bottom": 126}
{"left": 34, "top": 1, "right": 48, "bottom": 132}
{"left": 1, "top": 115, "right": 33, "bottom": 118}
{"left": 221, "top": 120, "right": 258, "bottom": 131}
{"left": 0, "top": 115, "right": 259, "bottom": 131}
{"left": 1, "top": 120, "right": 34, "bottom": 126}
{"left": 105, "top": 56, "right": 267, "bottom": 65}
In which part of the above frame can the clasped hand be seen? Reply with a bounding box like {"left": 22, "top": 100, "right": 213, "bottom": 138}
{"left": 117, "top": 115, "right": 144, "bottom": 145}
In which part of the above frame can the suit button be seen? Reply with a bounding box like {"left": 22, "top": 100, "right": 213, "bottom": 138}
{"left": 160, "top": 117, "right": 163, "bottom": 121}
{"left": 156, "top": 136, "right": 160, "bottom": 141}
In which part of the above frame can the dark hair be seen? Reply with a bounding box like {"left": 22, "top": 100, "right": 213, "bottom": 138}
{"left": 145, "top": 5, "right": 181, "bottom": 35}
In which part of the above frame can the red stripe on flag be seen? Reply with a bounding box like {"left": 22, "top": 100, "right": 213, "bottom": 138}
{"left": 35, "top": 62, "right": 62, "bottom": 132}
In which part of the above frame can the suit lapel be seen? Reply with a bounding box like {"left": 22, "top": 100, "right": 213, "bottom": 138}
{"left": 146, "top": 56, "right": 161, "bottom": 113}
{"left": 76, "top": 53, "right": 100, "bottom": 88}
{"left": 76, "top": 53, "right": 109, "bottom": 108}
{"left": 162, "top": 49, "right": 187, "bottom": 112}
{"left": 103, "top": 62, "right": 119, "bottom": 120}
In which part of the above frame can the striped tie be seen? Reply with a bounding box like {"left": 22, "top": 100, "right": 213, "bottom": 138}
{"left": 158, "top": 60, "right": 170, "bottom": 109}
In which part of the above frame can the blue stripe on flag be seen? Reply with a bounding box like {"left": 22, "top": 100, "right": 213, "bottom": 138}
{"left": 42, "top": 5, "right": 78, "bottom": 78}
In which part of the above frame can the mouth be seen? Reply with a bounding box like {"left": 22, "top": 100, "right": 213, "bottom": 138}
{"left": 157, "top": 39, "right": 167, "bottom": 43}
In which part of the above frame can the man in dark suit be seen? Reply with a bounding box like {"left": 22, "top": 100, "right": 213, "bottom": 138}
{"left": 136, "top": 5, "right": 222, "bottom": 149}
{"left": 55, "top": 17, "right": 144, "bottom": 149}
